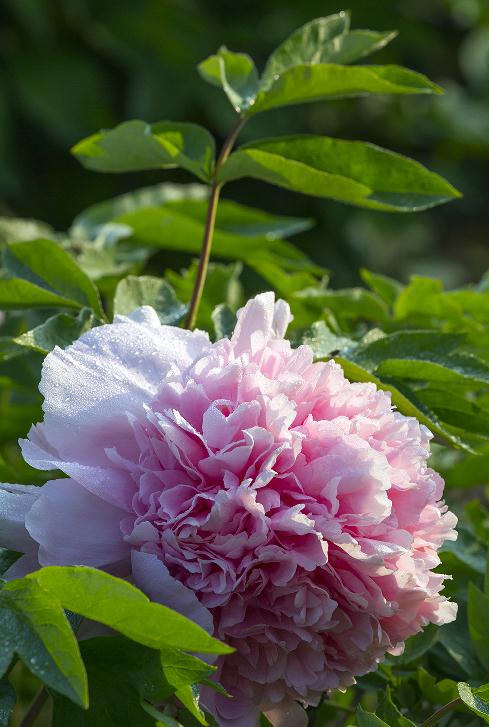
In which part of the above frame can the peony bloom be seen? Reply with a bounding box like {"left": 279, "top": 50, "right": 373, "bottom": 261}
{"left": 0, "top": 293, "right": 457, "bottom": 726}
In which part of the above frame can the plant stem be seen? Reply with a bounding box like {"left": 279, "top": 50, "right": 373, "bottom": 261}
{"left": 18, "top": 687, "right": 49, "bottom": 727}
{"left": 185, "top": 116, "right": 246, "bottom": 330}
{"left": 420, "top": 697, "right": 462, "bottom": 727}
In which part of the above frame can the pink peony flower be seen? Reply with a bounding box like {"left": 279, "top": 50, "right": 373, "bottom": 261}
{"left": 0, "top": 293, "right": 457, "bottom": 727}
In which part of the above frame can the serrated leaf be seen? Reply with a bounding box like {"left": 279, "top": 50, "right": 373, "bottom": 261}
{"left": 458, "top": 682, "right": 489, "bottom": 723}
{"left": 252, "top": 64, "right": 442, "bottom": 115}
{"left": 113, "top": 277, "right": 186, "bottom": 324}
{"left": 13, "top": 308, "right": 98, "bottom": 355}
{"left": 198, "top": 47, "right": 259, "bottom": 113}
{"left": 356, "top": 705, "right": 389, "bottom": 726}
{"left": 0, "top": 578, "right": 88, "bottom": 707}
{"left": 28, "top": 566, "right": 232, "bottom": 655}
{"left": 468, "top": 583, "right": 489, "bottom": 670}
{"left": 72, "top": 120, "right": 215, "bottom": 182}
{"left": 2, "top": 239, "right": 104, "bottom": 317}
{"left": 220, "top": 136, "right": 460, "bottom": 212}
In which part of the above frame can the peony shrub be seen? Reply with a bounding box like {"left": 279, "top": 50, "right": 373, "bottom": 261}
{"left": 6, "top": 10, "right": 489, "bottom": 727}
{"left": 1, "top": 293, "right": 457, "bottom": 726}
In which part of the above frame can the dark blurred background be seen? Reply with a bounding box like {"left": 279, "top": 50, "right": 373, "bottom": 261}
{"left": 1, "top": 0, "right": 488, "bottom": 286}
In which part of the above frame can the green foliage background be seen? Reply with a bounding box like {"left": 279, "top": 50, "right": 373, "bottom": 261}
{"left": 1, "top": 2, "right": 489, "bottom": 726}
{"left": 1, "top": 0, "right": 488, "bottom": 286}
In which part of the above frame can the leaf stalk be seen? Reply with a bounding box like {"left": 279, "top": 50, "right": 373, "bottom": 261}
{"left": 185, "top": 116, "right": 246, "bottom": 329}
{"left": 420, "top": 697, "right": 462, "bottom": 727}
{"left": 18, "top": 686, "right": 49, "bottom": 727}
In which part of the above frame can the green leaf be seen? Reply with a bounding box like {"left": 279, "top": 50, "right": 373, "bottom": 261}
{"left": 0, "top": 549, "right": 20, "bottom": 578}
{"left": 2, "top": 239, "right": 104, "bottom": 317}
{"left": 72, "top": 120, "right": 215, "bottom": 182}
{"left": 356, "top": 705, "right": 389, "bottom": 726}
{"left": 295, "top": 285, "right": 389, "bottom": 325}
{"left": 117, "top": 204, "right": 316, "bottom": 274}
{"left": 379, "top": 688, "right": 416, "bottom": 727}
{"left": 441, "top": 526, "right": 487, "bottom": 577}
{"left": 0, "top": 338, "right": 25, "bottom": 363}
{"left": 260, "top": 13, "right": 350, "bottom": 88}
{"left": 439, "top": 602, "right": 481, "bottom": 678}
{"left": 0, "top": 578, "right": 88, "bottom": 707}
{"left": 159, "top": 649, "right": 214, "bottom": 692}
{"left": 416, "top": 389, "right": 489, "bottom": 439}
{"left": 0, "top": 679, "right": 15, "bottom": 727}
{"left": 351, "top": 330, "right": 463, "bottom": 370}
{"left": 389, "top": 624, "right": 439, "bottom": 666}
{"left": 166, "top": 260, "right": 242, "bottom": 331}
{"left": 71, "top": 182, "right": 209, "bottom": 239}
{"left": 335, "top": 357, "right": 469, "bottom": 450}
{"left": 220, "top": 136, "right": 460, "bottom": 212}
{"left": 0, "top": 217, "right": 55, "bottom": 245}
{"left": 198, "top": 47, "right": 259, "bottom": 113}
{"left": 212, "top": 304, "right": 236, "bottom": 340}
{"left": 28, "top": 566, "right": 232, "bottom": 655}
{"left": 417, "top": 668, "right": 458, "bottom": 705}
{"left": 174, "top": 198, "right": 313, "bottom": 240}
{"left": 296, "top": 320, "right": 353, "bottom": 358}
{"left": 113, "top": 277, "right": 186, "bottom": 324}
{"left": 53, "top": 637, "right": 166, "bottom": 727}
{"left": 326, "top": 29, "right": 398, "bottom": 65}
{"left": 175, "top": 684, "right": 207, "bottom": 725}
{"left": 458, "top": 682, "right": 489, "bottom": 723}
{"left": 252, "top": 64, "right": 442, "bottom": 115}
{"left": 360, "top": 268, "right": 403, "bottom": 307}
{"left": 260, "top": 13, "right": 396, "bottom": 82}
{"left": 13, "top": 308, "right": 98, "bottom": 355}
{"left": 376, "top": 353, "right": 489, "bottom": 388}
{"left": 468, "top": 582, "right": 489, "bottom": 669}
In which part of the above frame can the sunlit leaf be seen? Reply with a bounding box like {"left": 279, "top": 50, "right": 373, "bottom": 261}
{"left": 198, "top": 47, "right": 259, "bottom": 113}
{"left": 220, "top": 137, "right": 460, "bottom": 211}
{"left": 72, "top": 120, "right": 216, "bottom": 182}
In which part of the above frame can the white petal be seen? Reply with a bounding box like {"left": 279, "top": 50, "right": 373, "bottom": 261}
{"left": 131, "top": 550, "right": 214, "bottom": 634}
{"left": 27, "top": 308, "right": 210, "bottom": 467}
{"left": 232, "top": 292, "right": 275, "bottom": 356}
{"left": 25, "top": 479, "right": 130, "bottom": 567}
{"left": 0, "top": 483, "right": 40, "bottom": 551}
{"left": 272, "top": 298, "right": 293, "bottom": 338}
